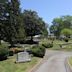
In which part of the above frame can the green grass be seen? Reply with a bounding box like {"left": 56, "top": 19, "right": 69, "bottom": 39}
{"left": 41, "top": 39, "right": 72, "bottom": 51}
{"left": 49, "top": 43, "right": 72, "bottom": 51}
{"left": 0, "top": 55, "right": 41, "bottom": 72}
{"left": 39, "top": 38, "right": 52, "bottom": 45}
{"left": 0, "top": 39, "right": 72, "bottom": 72}
{"left": 68, "top": 57, "right": 72, "bottom": 66}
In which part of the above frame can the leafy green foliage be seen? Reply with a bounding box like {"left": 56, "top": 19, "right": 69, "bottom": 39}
{"left": 23, "top": 10, "right": 41, "bottom": 36}
{"left": 23, "top": 10, "right": 48, "bottom": 40}
{"left": 0, "top": 0, "right": 8, "bottom": 3}
{"left": 61, "top": 28, "right": 72, "bottom": 37}
{"left": 42, "top": 43, "right": 53, "bottom": 48}
{"left": 0, "top": 0, "right": 48, "bottom": 45}
{"left": 0, "top": 0, "right": 25, "bottom": 45}
{"left": 64, "top": 38, "right": 69, "bottom": 42}
{"left": 30, "top": 45, "right": 45, "bottom": 57}
{"left": 0, "top": 44, "right": 9, "bottom": 60}
{"left": 50, "top": 15, "right": 72, "bottom": 38}
{"left": 9, "top": 50, "right": 13, "bottom": 56}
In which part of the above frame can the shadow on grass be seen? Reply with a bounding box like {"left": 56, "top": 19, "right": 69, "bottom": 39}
{"left": 16, "top": 40, "right": 39, "bottom": 45}
{"left": 0, "top": 56, "right": 7, "bottom": 61}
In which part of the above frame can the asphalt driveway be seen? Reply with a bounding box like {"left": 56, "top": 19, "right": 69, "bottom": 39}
{"left": 34, "top": 50, "right": 72, "bottom": 72}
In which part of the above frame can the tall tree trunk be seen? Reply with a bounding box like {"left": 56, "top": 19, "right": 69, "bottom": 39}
{"left": 0, "top": 40, "right": 1, "bottom": 45}
{"left": 9, "top": 38, "right": 14, "bottom": 47}
{"left": 31, "top": 36, "right": 33, "bottom": 41}
{"left": 10, "top": 41, "right": 14, "bottom": 47}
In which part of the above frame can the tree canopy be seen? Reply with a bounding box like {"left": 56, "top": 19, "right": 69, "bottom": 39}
{"left": 0, "top": 0, "right": 25, "bottom": 45}
{"left": 0, "top": 1, "right": 48, "bottom": 44}
{"left": 50, "top": 15, "right": 72, "bottom": 38}
{"left": 61, "top": 28, "right": 72, "bottom": 37}
{"left": 22, "top": 10, "right": 48, "bottom": 40}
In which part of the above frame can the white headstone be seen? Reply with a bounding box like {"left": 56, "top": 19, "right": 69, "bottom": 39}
{"left": 16, "top": 51, "right": 31, "bottom": 63}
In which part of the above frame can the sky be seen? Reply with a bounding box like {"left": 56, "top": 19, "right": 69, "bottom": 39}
{"left": 20, "top": 0, "right": 72, "bottom": 25}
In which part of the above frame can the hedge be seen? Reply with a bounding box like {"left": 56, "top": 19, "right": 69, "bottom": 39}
{"left": 42, "top": 43, "right": 53, "bottom": 48}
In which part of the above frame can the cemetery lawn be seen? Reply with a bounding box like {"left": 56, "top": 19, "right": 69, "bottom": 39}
{"left": 49, "top": 43, "right": 72, "bottom": 51}
{"left": 0, "top": 55, "right": 41, "bottom": 72}
{"left": 48, "top": 40, "right": 72, "bottom": 51}
{"left": 68, "top": 57, "right": 72, "bottom": 66}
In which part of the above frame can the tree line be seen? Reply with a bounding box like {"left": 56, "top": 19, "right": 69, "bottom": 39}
{"left": 50, "top": 15, "right": 72, "bottom": 39}
{"left": 0, "top": 0, "right": 72, "bottom": 45}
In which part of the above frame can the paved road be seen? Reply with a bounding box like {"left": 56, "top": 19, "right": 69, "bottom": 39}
{"left": 34, "top": 50, "right": 72, "bottom": 72}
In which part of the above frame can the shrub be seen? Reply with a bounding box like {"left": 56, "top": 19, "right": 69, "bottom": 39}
{"left": 30, "top": 45, "right": 45, "bottom": 58}
{"left": 9, "top": 48, "right": 24, "bottom": 54}
{"left": 64, "top": 38, "right": 69, "bottom": 42}
{"left": 42, "top": 43, "right": 53, "bottom": 48}
{"left": 61, "top": 28, "right": 72, "bottom": 38}
{"left": 9, "top": 50, "right": 13, "bottom": 56}
{"left": 0, "top": 44, "right": 9, "bottom": 61}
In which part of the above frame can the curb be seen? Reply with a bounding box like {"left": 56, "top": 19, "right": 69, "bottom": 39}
{"left": 29, "top": 50, "right": 55, "bottom": 72}
{"left": 29, "top": 58, "right": 43, "bottom": 72}
{"left": 65, "top": 57, "right": 72, "bottom": 72}
{"left": 29, "top": 50, "right": 61, "bottom": 72}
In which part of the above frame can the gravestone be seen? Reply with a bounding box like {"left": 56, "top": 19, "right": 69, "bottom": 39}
{"left": 16, "top": 51, "right": 31, "bottom": 63}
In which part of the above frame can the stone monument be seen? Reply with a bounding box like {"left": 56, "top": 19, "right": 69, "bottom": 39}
{"left": 16, "top": 51, "right": 31, "bottom": 63}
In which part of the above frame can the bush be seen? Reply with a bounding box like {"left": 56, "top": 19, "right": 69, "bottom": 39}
{"left": 64, "top": 38, "right": 69, "bottom": 42}
{"left": 9, "top": 48, "right": 24, "bottom": 54}
{"left": 30, "top": 45, "right": 45, "bottom": 58}
{"left": 42, "top": 43, "right": 53, "bottom": 48}
{"left": 0, "top": 44, "right": 9, "bottom": 61}
{"left": 9, "top": 50, "right": 13, "bottom": 56}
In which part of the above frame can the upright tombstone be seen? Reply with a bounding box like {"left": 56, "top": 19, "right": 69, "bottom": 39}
{"left": 16, "top": 51, "right": 31, "bottom": 63}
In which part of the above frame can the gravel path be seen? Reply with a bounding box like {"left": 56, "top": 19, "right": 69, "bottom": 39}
{"left": 34, "top": 50, "right": 72, "bottom": 72}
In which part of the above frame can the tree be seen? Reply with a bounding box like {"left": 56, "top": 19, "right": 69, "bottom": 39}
{"left": 0, "top": 0, "right": 25, "bottom": 45}
{"left": 38, "top": 18, "right": 48, "bottom": 37}
{"left": 0, "top": 1, "right": 9, "bottom": 44}
{"left": 61, "top": 28, "right": 72, "bottom": 37}
{"left": 23, "top": 10, "right": 48, "bottom": 41}
{"left": 16, "top": 14, "right": 25, "bottom": 41}
{"left": 0, "top": 1, "right": 48, "bottom": 45}
{"left": 50, "top": 18, "right": 63, "bottom": 38}
{"left": 0, "top": 0, "right": 8, "bottom": 3}
{"left": 10, "top": 0, "right": 25, "bottom": 42}
{"left": 50, "top": 15, "right": 72, "bottom": 38}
